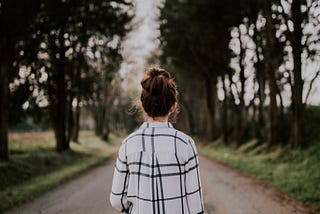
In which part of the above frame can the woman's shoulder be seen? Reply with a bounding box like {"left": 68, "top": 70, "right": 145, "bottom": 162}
{"left": 121, "top": 128, "right": 144, "bottom": 144}
{"left": 170, "top": 128, "right": 195, "bottom": 147}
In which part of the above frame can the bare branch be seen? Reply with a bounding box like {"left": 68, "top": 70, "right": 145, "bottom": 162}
{"left": 304, "top": 68, "right": 320, "bottom": 105}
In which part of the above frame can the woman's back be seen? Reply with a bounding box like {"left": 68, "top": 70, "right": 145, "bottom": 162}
{"left": 110, "top": 122, "right": 204, "bottom": 213}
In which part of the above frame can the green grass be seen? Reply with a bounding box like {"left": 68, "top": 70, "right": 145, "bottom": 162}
{"left": 198, "top": 139, "right": 320, "bottom": 212}
{"left": 0, "top": 131, "right": 121, "bottom": 212}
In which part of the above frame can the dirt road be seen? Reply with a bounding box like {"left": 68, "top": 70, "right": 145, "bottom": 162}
{"left": 6, "top": 156, "right": 313, "bottom": 214}
{"left": 6, "top": 158, "right": 118, "bottom": 214}
{"left": 199, "top": 156, "right": 313, "bottom": 214}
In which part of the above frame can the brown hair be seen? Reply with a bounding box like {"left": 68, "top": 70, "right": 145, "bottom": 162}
{"left": 140, "top": 67, "right": 178, "bottom": 119}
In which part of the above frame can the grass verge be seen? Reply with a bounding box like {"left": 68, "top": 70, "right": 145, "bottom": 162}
{"left": 198, "top": 139, "right": 320, "bottom": 211}
{"left": 0, "top": 131, "right": 122, "bottom": 212}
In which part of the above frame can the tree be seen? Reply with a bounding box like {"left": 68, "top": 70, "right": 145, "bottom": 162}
{"left": 262, "top": 0, "right": 281, "bottom": 148}
{"left": 33, "top": 0, "right": 132, "bottom": 152}
{"left": 252, "top": 23, "right": 266, "bottom": 143}
{"left": 160, "top": 0, "right": 242, "bottom": 141}
{"left": 0, "top": 0, "right": 133, "bottom": 157}
{"left": 90, "top": 48, "right": 123, "bottom": 141}
{"left": 0, "top": 0, "right": 41, "bottom": 160}
{"left": 276, "top": 0, "right": 319, "bottom": 147}
{"left": 290, "top": 0, "right": 303, "bottom": 147}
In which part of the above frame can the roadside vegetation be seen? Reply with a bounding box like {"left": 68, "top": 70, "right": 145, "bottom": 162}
{"left": 198, "top": 140, "right": 320, "bottom": 211}
{"left": 0, "top": 131, "right": 121, "bottom": 212}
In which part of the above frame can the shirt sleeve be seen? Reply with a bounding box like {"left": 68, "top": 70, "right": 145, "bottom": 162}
{"left": 185, "top": 139, "right": 204, "bottom": 214}
{"left": 110, "top": 143, "right": 131, "bottom": 213}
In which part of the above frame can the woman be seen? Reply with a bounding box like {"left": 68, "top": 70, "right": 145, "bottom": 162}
{"left": 110, "top": 67, "right": 204, "bottom": 214}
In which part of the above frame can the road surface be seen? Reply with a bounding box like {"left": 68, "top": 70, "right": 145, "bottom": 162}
{"left": 6, "top": 156, "right": 314, "bottom": 214}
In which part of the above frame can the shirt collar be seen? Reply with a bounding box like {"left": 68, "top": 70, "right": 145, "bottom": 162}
{"left": 140, "top": 121, "right": 174, "bottom": 129}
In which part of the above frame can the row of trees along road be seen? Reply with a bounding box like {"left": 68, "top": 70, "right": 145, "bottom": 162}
{"left": 0, "top": 0, "right": 133, "bottom": 160}
{"left": 159, "top": 0, "right": 320, "bottom": 147}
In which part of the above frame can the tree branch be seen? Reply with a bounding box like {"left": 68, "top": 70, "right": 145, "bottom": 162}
{"left": 304, "top": 68, "right": 320, "bottom": 105}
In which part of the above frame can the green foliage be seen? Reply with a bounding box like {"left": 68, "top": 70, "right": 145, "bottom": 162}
{"left": 274, "top": 106, "right": 320, "bottom": 146}
{"left": 160, "top": 0, "right": 242, "bottom": 73}
{"left": 0, "top": 131, "right": 121, "bottom": 212}
{"left": 303, "top": 106, "right": 320, "bottom": 143}
{"left": 198, "top": 141, "right": 320, "bottom": 211}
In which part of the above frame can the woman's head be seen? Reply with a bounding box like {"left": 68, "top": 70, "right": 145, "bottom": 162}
{"left": 140, "top": 67, "right": 178, "bottom": 120}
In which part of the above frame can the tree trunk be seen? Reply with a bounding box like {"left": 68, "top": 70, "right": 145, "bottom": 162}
{"left": 266, "top": 67, "right": 278, "bottom": 148}
{"left": 251, "top": 93, "right": 257, "bottom": 139}
{"left": 71, "top": 56, "right": 84, "bottom": 143}
{"left": 72, "top": 97, "right": 81, "bottom": 143}
{"left": 204, "top": 74, "right": 217, "bottom": 141}
{"left": 0, "top": 42, "right": 10, "bottom": 160}
{"left": 66, "top": 92, "right": 74, "bottom": 143}
{"left": 50, "top": 31, "right": 69, "bottom": 153}
{"left": 221, "top": 75, "right": 229, "bottom": 145}
{"left": 263, "top": 0, "right": 279, "bottom": 148}
{"left": 51, "top": 69, "right": 69, "bottom": 152}
{"left": 253, "top": 26, "right": 266, "bottom": 144}
{"left": 276, "top": 84, "right": 287, "bottom": 144}
{"left": 291, "top": 0, "right": 303, "bottom": 147}
{"left": 180, "top": 95, "right": 195, "bottom": 135}
{"left": 237, "top": 36, "right": 246, "bottom": 145}
{"left": 227, "top": 71, "right": 237, "bottom": 140}
{"left": 102, "top": 106, "right": 110, "bottom": 141}
{"left": 51, "top": 106, "right": 68, "bottom": 152}
{"left": 94, "top": 105, "right": 104, "bottom": 136}
{"left": 257, "top": 67, "right": 266, "bottom": 143}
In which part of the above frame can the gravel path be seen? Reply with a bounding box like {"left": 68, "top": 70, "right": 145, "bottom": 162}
{"left": 6, "top": 156, "right": 314, "bottom": 214}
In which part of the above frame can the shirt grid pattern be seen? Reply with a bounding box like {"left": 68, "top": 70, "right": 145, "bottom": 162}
{"left": 110, "top": 122, "right": 204, "bottom": 214}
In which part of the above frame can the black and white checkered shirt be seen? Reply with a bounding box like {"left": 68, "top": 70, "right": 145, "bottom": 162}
{"left": 110, "top": 121, "right": 204, "bottom": 214}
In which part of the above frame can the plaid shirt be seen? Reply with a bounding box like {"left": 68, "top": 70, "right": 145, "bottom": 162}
{"left": 110, "top": 122, "right": 204, "bottom": 214}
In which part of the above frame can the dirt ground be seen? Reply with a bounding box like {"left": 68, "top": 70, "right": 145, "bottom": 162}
{"left": 5, "top": 156, "right": 316, "bottom": 214}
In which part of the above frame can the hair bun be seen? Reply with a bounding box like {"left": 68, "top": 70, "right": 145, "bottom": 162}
{"left": 140, "top": 66, "right": 178, "bottom": 119}
{"left": 141, "top": 67, "right": 171, "bottom": 95}
{"left": 150, "top": 76, "right": 165, "bottom": 96}
{"left": 149, "top": 67, "right": 170, "bottom": 79}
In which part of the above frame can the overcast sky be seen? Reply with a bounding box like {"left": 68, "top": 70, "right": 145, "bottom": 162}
{"left": 119, "top": 0, "right": 162, "bottom": 77}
